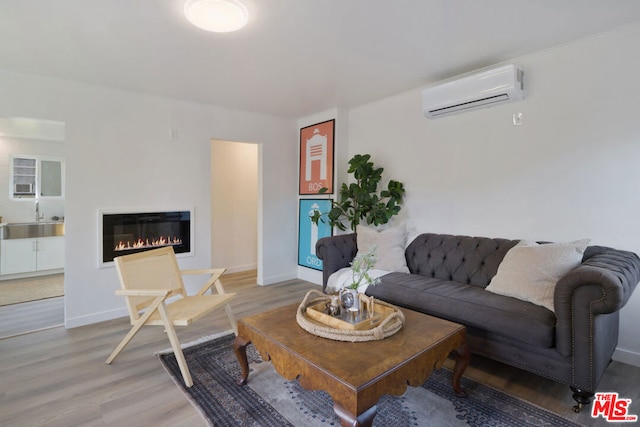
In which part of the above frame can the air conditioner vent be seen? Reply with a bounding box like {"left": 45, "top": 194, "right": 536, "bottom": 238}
{"left": 422, "top": 64, "right": 524, "bottom": 119}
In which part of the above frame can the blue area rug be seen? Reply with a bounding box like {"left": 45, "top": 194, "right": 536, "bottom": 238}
{"left": 158, "top": 333, "right": 581, "bottom": 426}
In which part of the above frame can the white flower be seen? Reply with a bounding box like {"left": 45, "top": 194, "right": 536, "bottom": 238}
{"left": 348, "top": 246, "right": 381, "bottom": 290}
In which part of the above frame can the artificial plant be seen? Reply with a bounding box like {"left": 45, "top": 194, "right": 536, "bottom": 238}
{"left": 310, "top": 153, "right": 405, "bottom": 231}
{"left": 347, "top": 246, "right": 382, "bottom": 290}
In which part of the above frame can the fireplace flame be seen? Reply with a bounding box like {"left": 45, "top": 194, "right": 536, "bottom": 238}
{"left": 115, "top": 236, "right": 183, "bottom": 252}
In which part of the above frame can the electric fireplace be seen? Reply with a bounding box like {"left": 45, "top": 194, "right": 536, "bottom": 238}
{"left": 100, "top": 209, "right": 193, "bottom": 265}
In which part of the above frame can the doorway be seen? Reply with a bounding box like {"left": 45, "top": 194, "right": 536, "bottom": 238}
{"left": 211, "top": 140, "right": 259, "bottom": 275}
{"left": 0, "top": 117, "right": 65, "bottom": 338}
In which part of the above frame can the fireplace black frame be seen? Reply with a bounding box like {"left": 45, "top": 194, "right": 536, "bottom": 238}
{"left": 99, "top": 209, "right": 194, "bottom": 266}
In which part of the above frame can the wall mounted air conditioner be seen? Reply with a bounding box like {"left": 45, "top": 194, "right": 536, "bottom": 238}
{"left": 422, "top": 64, "right": 524, "bottom": 119}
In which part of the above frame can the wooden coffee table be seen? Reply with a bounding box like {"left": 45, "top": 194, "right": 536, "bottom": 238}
{"left": 234, "top": 303, "right": 469, "bottom": 427}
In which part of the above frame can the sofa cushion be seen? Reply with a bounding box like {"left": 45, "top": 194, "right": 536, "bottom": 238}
{"left": 366, "top": 272, "right": 557, "bottom": 348}
{"left": 356, "top": 224, "right": 409, "bottom": 273}
{"left": 485, "top": 239, "right": 590, "bottom": 312}
{"left": 405, "top": 234, "right": 518, "bottom": 288}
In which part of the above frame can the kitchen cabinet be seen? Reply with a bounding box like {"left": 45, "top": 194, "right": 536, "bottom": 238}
{"left": 10, "top": 156, "right": 64, "bottom": 199}
{"left": 35, "top": 236, "right": 65, "bottom": 271}
{"left": 1, "top": 236, "right": 64, "bottom": 275}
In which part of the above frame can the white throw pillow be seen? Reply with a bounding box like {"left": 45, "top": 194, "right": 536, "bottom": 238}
{"left": 485, "top": 239, "right": 590, "bottom": 312}
{"left": 356, "top": 224, "right": 410, "bottom": 273}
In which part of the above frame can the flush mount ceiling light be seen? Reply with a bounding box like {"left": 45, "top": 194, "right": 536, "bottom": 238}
{"left": 184, "top": 0, "right": 249, "bottom": 33}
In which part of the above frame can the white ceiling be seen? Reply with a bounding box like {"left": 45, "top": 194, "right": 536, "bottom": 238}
{"left": 1, "top": 0, "right": 640, "bottom": 118}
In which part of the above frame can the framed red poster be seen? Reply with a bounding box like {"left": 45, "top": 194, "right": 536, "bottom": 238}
{"left": 299, "top": 119, "right": 334, "bottom": 195}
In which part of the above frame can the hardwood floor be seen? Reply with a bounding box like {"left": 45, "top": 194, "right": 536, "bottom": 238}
{"left": 0, "top": 297, "right": 64, "bottom": 339}
{"left": 0, "top": 273, "right": 65, "bottom": 338}
{"left": 1, "top": 271, "right": 639, "bottom": 426}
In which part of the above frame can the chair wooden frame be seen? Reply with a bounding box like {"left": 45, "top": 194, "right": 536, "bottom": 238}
{"left": 105, "top": 246, "right": 237, "bottom": 387}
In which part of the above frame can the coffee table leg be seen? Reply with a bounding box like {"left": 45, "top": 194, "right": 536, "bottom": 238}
{"left": 451, "top": 343, "right": 470, "bottom": 397}
{"left": 334, "top": 403, "right": 377, "bottom": 427}
{"left": 233, "top": 336, "right": 251, "bottom": 386}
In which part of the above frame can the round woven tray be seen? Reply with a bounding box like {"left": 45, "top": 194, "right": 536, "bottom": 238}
{"left": 296, "top": 289, "right": 405, "bottom": 342}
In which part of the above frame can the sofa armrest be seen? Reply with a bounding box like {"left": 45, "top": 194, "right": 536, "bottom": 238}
{"left": 556, "top": 247, "right": 640, "bottom": 315}
{"left": 554, "top": 246, "right": 640, "bottom": 358}
{"left": 315, "top": 233, "right": 357, "bottom": 292}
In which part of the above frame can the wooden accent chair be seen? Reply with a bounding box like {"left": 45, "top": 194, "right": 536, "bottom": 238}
{"left": 105, "top": 246, "right": 237, "bottom": 387}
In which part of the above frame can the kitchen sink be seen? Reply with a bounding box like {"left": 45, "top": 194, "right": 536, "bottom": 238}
{"left": 0, "top": 222, "right": 65, "bottom": 240}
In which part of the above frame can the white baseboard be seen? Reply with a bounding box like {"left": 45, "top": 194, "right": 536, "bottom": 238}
{"left": 260, "top": 271, "right": 297, "bottom": 286}
{"left": 0, "top": 268, "right": 64, "bottom": 281}
{"left": 65, "top": 306, "right": 128, "bottom": 329}
{"left": 224, "top": 263, "right": 258, "bottom": 274}
{"left": 613, "top": 347, "right": 640, "bottom": 368}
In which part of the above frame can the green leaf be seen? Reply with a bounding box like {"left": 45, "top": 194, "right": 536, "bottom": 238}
{"left": 307, "top": 153, "right": 405, "bottom": 231}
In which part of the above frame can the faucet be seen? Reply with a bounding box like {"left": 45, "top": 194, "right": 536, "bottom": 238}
{"left": 35, "top": 200, "right": 44, "bottom": 222}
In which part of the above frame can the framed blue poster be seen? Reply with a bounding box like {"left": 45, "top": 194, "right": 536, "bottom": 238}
{"left": 298, "top": 199, "right": 333, "bottom": 270}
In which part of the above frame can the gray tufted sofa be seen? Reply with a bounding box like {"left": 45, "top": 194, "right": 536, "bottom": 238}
{"left": 316, "top": 232, "right": 640, "bottom": 411}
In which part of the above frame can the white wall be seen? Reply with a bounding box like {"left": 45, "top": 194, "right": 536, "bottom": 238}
{"left": 0, "top": 71, "right": 298, "bottom": 327}
{"left": 211, "top": 140, "right": 258, "bottom": 273}
{"left": 346, "top": 24, "right": 640, "bottom": 365}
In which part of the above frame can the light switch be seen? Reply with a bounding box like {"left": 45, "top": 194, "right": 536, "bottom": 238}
{"left": 512, "top": 113, "right": 523, "bottom": 126}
